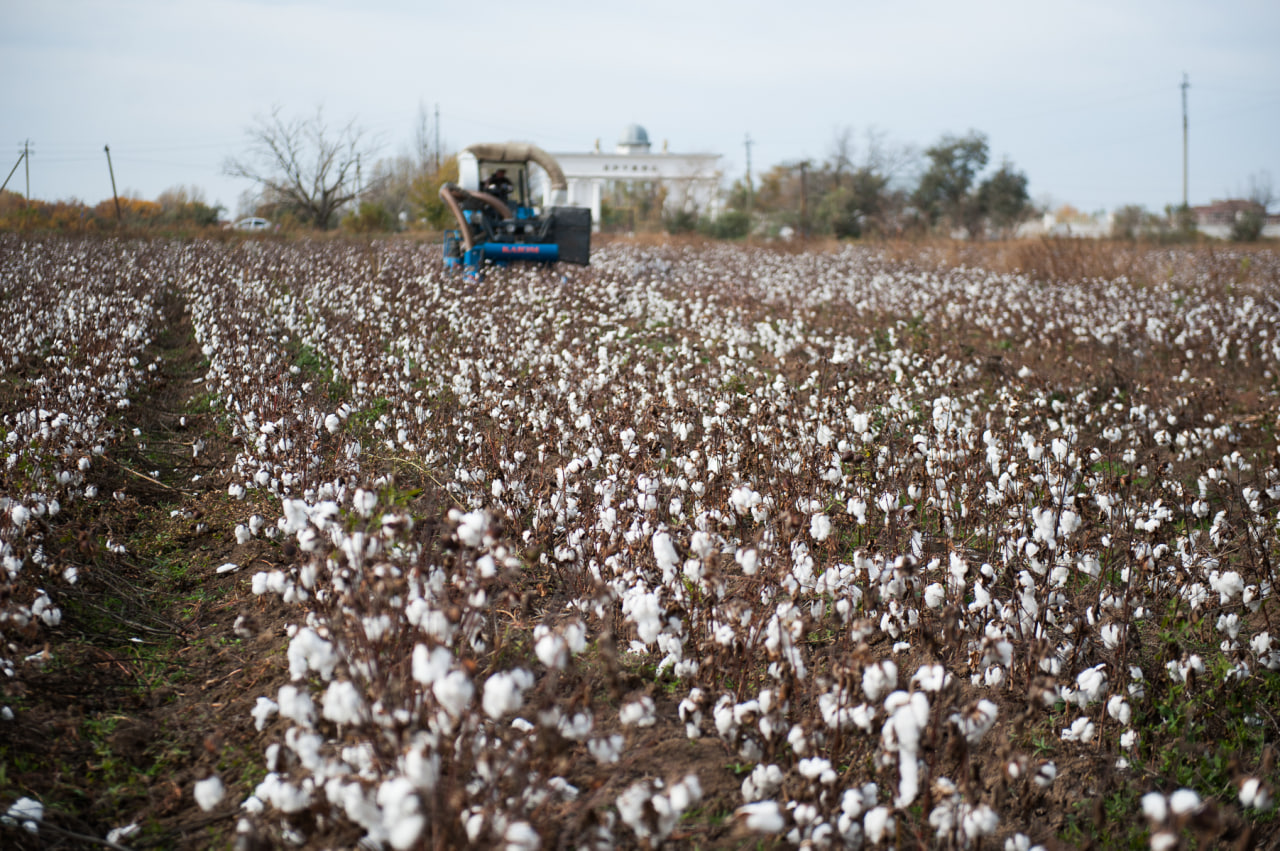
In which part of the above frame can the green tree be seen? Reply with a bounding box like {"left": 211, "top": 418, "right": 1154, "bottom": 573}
{"left": 343, "top": 201, "right": 397, "bottom": 233}
{"left": 1111, "top": 205, "right": 1146, "bottom": 240}
{"left": 408, "top": 157, "right": 461, "bottom": 229}
{"left": 913, "top": 131, "right": 989, "bottom": 237}
{"left": 699, "top": 210, "right": 750, "bottom": 239}
{"left": 815, "top": 167, "right": 890, "bottom": 238}
{"left": 977, "top": 162, "right": 1031, "bottom": 238}
{"left": 1230, "top": 208, "right": 1264, "bottom": 242}
{"left": 156, "top": 185, "right": 222, "bottom": 227}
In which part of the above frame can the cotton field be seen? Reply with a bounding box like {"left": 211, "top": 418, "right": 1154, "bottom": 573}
{"left": 1, "top": 234, "right": 1278, "bottom": 849}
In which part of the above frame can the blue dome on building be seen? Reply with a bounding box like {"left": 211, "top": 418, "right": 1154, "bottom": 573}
{"left": 617, "top": 124, "right": 651, "bottom": 153}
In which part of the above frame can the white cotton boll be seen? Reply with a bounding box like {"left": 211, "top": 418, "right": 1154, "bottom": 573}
{"left": 668, "top": 774, "right": 702, "bottom": 814}
{"left": 924, "top": 582, "right": 946, "bottom": 609}
{"left": 325, "top": 414, "right": 342, "bottom": 434}
{"left": 961, "top": 803, "right": 999, "bottom": 841}
{"left": 1005, "top": 833, "right": 1045, "bottom": 851}
{"left": 885, "top": 691, "right": 929, "bottom": 807}
{"left": 5, "top": 796, "right": 42, "bottom": 832}
{"left": 1240, "top": 778, "right": 1272, "bottom": 810}
{"left": 193, "top": 776, "right": 225, "bottom": 811}
{"left": 562, "top": 620, "right": 587, "bottom": 655}
{"left": 322, "top": 680, "right": 366, "bottom": 725}
{"left": 483, "top": 668, "right": 534, "bottom": 719}
{"left": 1058, "top": 509, "right": 1081, "bottom": 537}
{"left": 504, "top": 820, "right": 540, "bottom": 851}
{"left": 736, "top": 800, "right": 785, "bottom": 833}
{"left": 787, "top": 725, "right": 808, "bottom": 755}
{"left": 1061, "top": 717, "right": 1095, "bottom": 743}
{"left": 653, "top": 531, "right": 679, "bottom": 575}
{"left": 1151, "top": 831, "right": 1179, "bottom": 851}
{"left": 810, "top": 513, "right": 832, "bottom": 541}
{"left": 251, "top": 696, "right": 279, "bottom": 731}
{"left": 32, "top": 593, "right": 61, "bottom": 627}
{"left": 1106, "top": 695, "right": 1131, "bottom": 725}
{"left": 255, "top": 773, "right": 311, "bottom": 813}
{"left": 412, "top": 644, "right": 451, "bottom": 685}
{"left": 588, "top": 735, "right": 624, "bottom": 764}
{"left": 799, "top": 756, "right": 834, "bottom": 781}
{"left": 1169, "top": 788, "right": 1201, "bottom": 816}
{"left": 1141, "top": 791, "right": 1169, "bottom": 822}
{"left": 742, "top": 763, "right": 784, "bottom": 802}
{"left": 736, "top": 548, "right": 758, "bottom": 575}
{"left": 616, "top": 781, "right": 651, "bottom": 837}
{"left": 950, "top": 700, "right": 998, "bottom": 744}
{"left": 912, "top": 664, "right": 948, "bottom": 692}
{"left": 433, "top": 671, "right": 474, "bottom": 718}
{"left": 729, "top": 485, "right": 763, "bottom": 518}
{"left": 863, "top": 660, "right": 897, "bottom": 702}
{"left": 535, "top": 631, "right": 567, "bottom": 669}
{"left": 863, "top": 806, "right": 894, "bottom": 844}
{"left": 354, "top": 489, "right": 378, "bottom": 517}
{"left": 276, "top": 685, "right": 316, "bottom": 726}
{"left": 1075, "top": 664, "right": 1107, "bottom": 704}
{"left": 1212, "top": 570, "right": 1244, "bottom": 604}
{"left": 1034, "top": 762, "right": 1057, "bottom": 787}
{"left": 287, "top": 627, "right": 339, "bottom": 681}
{"left": 235, "top": 524, "right": 251, "bottom": 545}
{"left": 404, "top": 747, "right": 439, "bottom": 791}
{"left": 620, "top": 696, "right": 656, "bottom": 727}
{"left": 456, "top": 509, "right": 490, "bottom": 547}
{"left": 281, "top": 499, "right": 309, "bottom": 534}
{"left": 377, "top": 779, "right": 426, "bottom": 849}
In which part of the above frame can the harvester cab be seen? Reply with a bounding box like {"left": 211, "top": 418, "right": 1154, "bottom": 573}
{"left": 441, "top": 143, "right": 591, "bottom": 280}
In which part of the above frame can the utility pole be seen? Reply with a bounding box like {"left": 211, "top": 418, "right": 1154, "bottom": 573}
{"left": 23, "top": 139, "right": 31, "bottom": 204}
{"left": 434, "top": 102, "right": 441, "bottom": 173}
{"left": 104, "top": 145, "right": 122, "bottom": 222}
{"left": 1181, "top": 72, "right": 1190, "bottom": 208}
{"left": 356, "top": 153, "right": 362, "bottom": 207}
{"left": 744, "top": 133, "right": 754, "bottom": 220}
{"left": 799, "top": 160, "right": 809, "bottom": 238}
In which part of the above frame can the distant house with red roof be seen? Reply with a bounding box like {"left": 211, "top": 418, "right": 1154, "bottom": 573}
{"left": 1191, "top": 199, "right": 1280, "bottom": 239}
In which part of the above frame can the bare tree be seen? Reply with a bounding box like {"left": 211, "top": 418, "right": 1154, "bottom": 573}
{"left": 828, "top": 126, "right": 855, "bottom": 191}
{"left": 224, "top": 105, "right": 378, "bottom": 229}
{"left": 412, "top": 100, "right": 439, "bottom": 173}
{"left": 1247, "top": 170, "right": 1274, "bottom": 213}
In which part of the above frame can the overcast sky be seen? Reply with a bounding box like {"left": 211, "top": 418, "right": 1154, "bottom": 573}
{"left": 4, "top": 0, "right": 1278, "bottom": 217}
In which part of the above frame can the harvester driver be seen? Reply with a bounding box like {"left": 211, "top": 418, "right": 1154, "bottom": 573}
{"left": 484, "top": 168, "right": 513, "bottom": 203}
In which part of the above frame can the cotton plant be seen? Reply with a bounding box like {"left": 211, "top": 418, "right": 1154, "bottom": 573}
{"left": 10, "top": 239, "right": 1280, "bottom": 846}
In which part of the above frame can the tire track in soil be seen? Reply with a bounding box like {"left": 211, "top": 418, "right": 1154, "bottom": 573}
{"left": 1, "top": 289, "right": 288, "bottom": 850}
